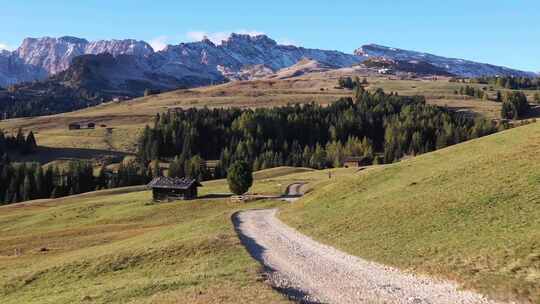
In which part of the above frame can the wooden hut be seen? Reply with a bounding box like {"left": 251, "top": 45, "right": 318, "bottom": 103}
{"left": 147, "top": 177, "right": 202, "bottom": 201}
{"left": 343, "top": 156, "right": 369, "bottom": 168}
{"left": 87, "top": 122, "right": 95, "bottom": 129}
{"left": 68, "top": 123, "right": 81, "bottom": 130}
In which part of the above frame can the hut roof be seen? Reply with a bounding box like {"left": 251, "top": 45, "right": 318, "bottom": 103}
{"left": 147, "top": 177, "right": 202, "bottom": 190}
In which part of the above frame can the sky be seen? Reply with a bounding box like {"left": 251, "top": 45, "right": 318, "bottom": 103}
{"left": 1, "top": 0, "right": 539, "bottom": 71}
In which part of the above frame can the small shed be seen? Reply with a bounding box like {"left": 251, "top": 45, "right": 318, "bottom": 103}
{"left": 87, "top": 122, "right": 95, "bottom": 129}
{"left": 343, "top": 156, "right": 369, "bottom": 168}
{"left": 147, "top": 177, "right": 202, "bottom": 201}
{"left": 68, "top": 123, "right": 81, "bottom": 130}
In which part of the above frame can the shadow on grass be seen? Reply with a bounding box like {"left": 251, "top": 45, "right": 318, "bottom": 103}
{"left": 11, "top": 146, "right": 131, "bottom": 164}
{"left": 198, "top": 193, "right": 233, "bottom": 200}
{"left": 231, "top": 211, "right": 323, "bottom": 304}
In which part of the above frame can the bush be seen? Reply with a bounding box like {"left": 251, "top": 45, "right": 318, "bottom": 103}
{"left": 227, "top": 161, "right": 253, "bottom": 195}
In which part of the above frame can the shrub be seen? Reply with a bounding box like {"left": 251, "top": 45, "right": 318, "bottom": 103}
{"left": 227, "top": 161, "right": 253, "bottom": 195}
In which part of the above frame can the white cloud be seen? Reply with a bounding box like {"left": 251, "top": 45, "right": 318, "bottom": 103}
{"left": 149, "top": 36, "right": 169, "bottom": 51}
{"left": 0, "top": 42, "right": 13, "bottom": 51}
{"left": 186, "top": 29, "right": 266, "bottom": 45}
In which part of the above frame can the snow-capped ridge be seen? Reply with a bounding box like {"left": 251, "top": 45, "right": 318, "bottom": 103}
{"left": 355, "top": 44, "right": 535, "bottom": 77}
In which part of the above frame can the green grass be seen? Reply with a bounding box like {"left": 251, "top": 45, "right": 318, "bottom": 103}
{"left": 0, "top": 166, "right": 321, "bottom": 304}
{"left": 280, "top": 121, "right": 540, "bottom": 303}
{"left": 0, "top": 174, "right": 301, "bottom": 304}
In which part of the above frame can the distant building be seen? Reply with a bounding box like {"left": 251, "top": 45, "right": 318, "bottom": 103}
{"left": 343, "top": 156, "right": 370, "bottom": 168}
{"left": 147, "top": 177, "right": 202, "bottom": 201}
{"left": 68, "top": 123, "right": 81, "bottom": 130}
{"left": 378, "top": 68, "right": 393, "bottom": 75}
{"left": 87, "top": 122, "right": 95, "bottom": 129}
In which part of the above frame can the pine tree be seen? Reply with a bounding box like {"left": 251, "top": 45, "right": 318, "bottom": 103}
{"left": 496, "top": 91, "right": 502, "bottom": 102}
{"left": 35, "top": 166, "right": 44, "bottom": 199}
{"left": 22, "top": 173, "right": 32, "bottom": 201}
{"left": 24, "top": 131, "right": 37, "bottom": 154}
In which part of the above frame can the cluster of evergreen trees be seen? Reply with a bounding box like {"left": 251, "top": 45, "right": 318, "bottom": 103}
{"left": 0, "top": 129, "right": 37, "bottom": 155}
{"left": 0, "top": 129, "right": 152, "bottom": 205}
{"left": 472, "top": 76, "right": 540, "bottom": 90}
{"left": 138, "top": 88, "right": 498, "bottom": 178}
{"left": 0, "top": 159, "right": 151, "bottom": 205}
{"left": 338, "top": 76, "right": 368, "bottom": 89}
{"left": 458, "top": 85, "right": 491, "bottom": 100}
{"left": 501, "top": 91, "right": 530, "bottom": 120}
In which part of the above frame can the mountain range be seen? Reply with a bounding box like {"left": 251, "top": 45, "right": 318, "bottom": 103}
{"left": 0, "top": 34, "right": 361, "bottom": 88}
{"left": 1, "top": 34, "right": 537, "bottom": 88}
{"left": 0, "top": 33, "right": 537, "bottom": 118}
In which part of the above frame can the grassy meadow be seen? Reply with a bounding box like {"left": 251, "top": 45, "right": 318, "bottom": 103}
{"left": 0, "top": 167, "right": 322, "bottom": 304}
{"left": 280, "top": 121, "right": 540, "bottom": 303}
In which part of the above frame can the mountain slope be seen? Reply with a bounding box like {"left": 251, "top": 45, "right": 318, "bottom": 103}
{"left": 281, "top": 122, "right": 540, "bottom": 303}
{"left": 269, "top": 58, "right": 338, "bottom": 79}
{"left": 0, "top": 36, "right": 154, "bottom": 86}
{"left": 356, "top": 44, "right": 536, "bottom": 77}
{"left": 0, "top": 53, "right": 198, "bottom": 117}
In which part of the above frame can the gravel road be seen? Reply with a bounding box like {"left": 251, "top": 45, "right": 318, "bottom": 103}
{"left": 281, "top": 183, "right": 306, "bottom": 202}
{"left": 233, "top": 208, "right": 505, "bottom": 304}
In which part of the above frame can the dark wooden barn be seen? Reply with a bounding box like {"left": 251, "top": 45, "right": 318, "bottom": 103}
{"left": 147, "top": 177, "right": 202, "bottom": 201}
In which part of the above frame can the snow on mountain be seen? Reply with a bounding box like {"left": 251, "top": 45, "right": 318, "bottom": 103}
{"left": 1, "top": 34, "right": 536, "bottom": 88}
{"left": 0, "top": 34, "right": 363, "bottom": 87}
{"left": 355, "top": 44, "right": 536, "bottom": 78}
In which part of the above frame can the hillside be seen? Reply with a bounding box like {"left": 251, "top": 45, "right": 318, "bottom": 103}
{"left": 0, "top": 72, "right": 513, "bottom": 159}
{"left": 0, "top": 167, "right": 322, "bottom": 304}
{"left": 280, "top": 121, "right": 540, "bottom": 303}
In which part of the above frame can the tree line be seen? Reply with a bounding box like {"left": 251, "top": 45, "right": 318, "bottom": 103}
{"left": 0, "top": 157, "right": 152, "bottom": 205}
{"left": 0, "top": 129, "right": 153, "bottom": 205}
{"left": 472, "top": 76, "right": 540, "bottom": 90}
{"left": 0, "top": 129, "right": 37, "bottom": 155}
{"left": 138, "top": 86, "right": 498, "bottom": 180}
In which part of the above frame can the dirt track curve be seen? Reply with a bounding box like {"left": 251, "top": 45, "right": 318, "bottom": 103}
{"left": 233, "top": 208, "right": 504, "bottom": 304}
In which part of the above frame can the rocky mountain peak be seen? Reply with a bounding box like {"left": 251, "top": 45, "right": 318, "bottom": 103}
{"left": 57, "top": 36, "right": 90, "bottom": 44}
{"left": 223, "top": 33, "right": 277, "bottom": 47}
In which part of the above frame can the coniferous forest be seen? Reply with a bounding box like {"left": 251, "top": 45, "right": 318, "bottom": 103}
{"left": 138, "top": 88, "right": 498, "bottom": 179}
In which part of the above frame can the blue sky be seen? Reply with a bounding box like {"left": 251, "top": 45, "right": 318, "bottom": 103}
{"left": 1, "top": 0, "right": 539, "bottom": 71}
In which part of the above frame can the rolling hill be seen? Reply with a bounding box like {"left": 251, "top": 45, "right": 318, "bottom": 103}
{"left": 280, "top": 121, "right": 540, "bottom": 303}
{"left": 5, "top": 120, "right": 540, "bottom": 303}
{"left": 0, "top": 167, "right": 320, "bottom": 304}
